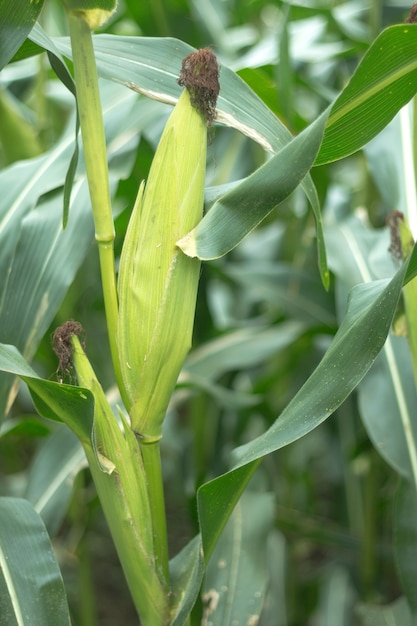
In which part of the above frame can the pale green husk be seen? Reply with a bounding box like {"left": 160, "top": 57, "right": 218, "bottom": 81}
{"left": 117, "top": 89, "right": 207, "bottom": 440}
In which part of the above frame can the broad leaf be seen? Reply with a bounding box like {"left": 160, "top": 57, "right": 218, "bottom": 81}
{"left": 170, "top": 536, "right": 204, "bottom": 626}
{"left": 0, "top": 83, "right": 141, "bottom": 420}
{"left": 316, "top": 25, "right": 417, "bottom": 165}
{"left": 0, "top": 0, "right": 44, "bottom": 70}
{"left": 201, "top": 492, "right": 275, "bottom": 625}
{"left": 326, "top": 216, "right": 417, "bottom": 479}
{"left": 0, "top": 497, "right": 71, "bottom": 626}
{"left": 30, "top": 25, "right": 328, "bottom": 285}
{"left": 25, "top": 426, "right": 87, "bottom": 536}
{"left": 44, "top": 28, "right": 298, "bottom": 155}
{"left": 197, "top": 247, "right": 414, "bottom": 560}
{"left": 178, "top": 109, "right": 329, "bottom": 266}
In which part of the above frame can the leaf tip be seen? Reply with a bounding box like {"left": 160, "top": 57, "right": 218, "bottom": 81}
{"left": 177, "top": 230, "right": 198, "bottom": 258}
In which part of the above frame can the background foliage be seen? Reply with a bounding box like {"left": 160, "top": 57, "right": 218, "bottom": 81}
{"left": 1, "top": 1, "right": 417, "bottom": 625}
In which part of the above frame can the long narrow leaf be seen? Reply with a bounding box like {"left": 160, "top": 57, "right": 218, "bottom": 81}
{"left": 0, "top": 498, "right": 71, "bottom": 626}
{"left": 316, "top": 24, "right": 417, "bottom": 165}
{"left": 30, "top": 25, "right": 327, "bottom": 283}
{"left": 178, "top": 109, "right": 330, "bottom": 279}
{"left": 326, "top": 216, "right": 417, "bottom": 482}
{"left": 201, "top": 492, "right": 275, "bottom": 625}
{"left": 197, "top": 250, "right": 412, "bottom": 561}
{"left": 0, "top": 0, "right": 44, "bottom": 70}
{"left": 0, "top": 84, "right": 140, "bottom": 419}
{"left": 25, "top": 426, "right": 86, "bottom": 536}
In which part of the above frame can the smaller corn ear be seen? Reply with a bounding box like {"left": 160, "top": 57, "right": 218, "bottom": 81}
{"left": 117, "top": 50, "right": 220, "bottom": 441}
{"left": 68, "top": 331, "right": 168, "bottom": 622}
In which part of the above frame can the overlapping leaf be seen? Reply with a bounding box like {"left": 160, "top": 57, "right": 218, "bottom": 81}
{"left": 178, "top": 109, "right": 329, "bottom": 273}
{"left": 197, "top": 244, "right": 416, "bottom": 560}
{"left": 317, "top": 24, "right": 417, "bottom": 165}
{"left": 0, "top": 498, "right": 71, "bottom": 626}
{"left": 0, "top": 0, "right": 44, "bottom": 70}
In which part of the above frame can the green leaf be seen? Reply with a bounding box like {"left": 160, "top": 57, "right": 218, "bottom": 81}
{"left": 198, "top": 461, "right": 261, "bottom": 562}
{"left": 0, "top": 497, "right": 71, "bottom": 626}
{"left": 394, "top": 478, "right": 417, "bottom": 618}
{"left": 357, "top": 597, "right": 413, "bottom": 626}
{"left": 0, "top": 90, "right": 42, "bottom": 163}
{"left": 62, "top": 0, "right": 116, "bottom": 10}
{"left": 224, "top": 262, "right": 336, "bottom": 327}
{"left": 35, "top": 27, "right": 327, "bottom": 283}
{"left": 170, "top": 535, "right": 204, "bottom": 626}
{"left": 0, "top": 344, "right": 94, "bottom": 444}
{"left": 0, "top": 0, "right": 45, "bottom": 70}
{"left": 359, "top": 340, "right": 417, "bottom": 479}
{"left": 197, "top": 255, "right": 410, "bottom": 561}
{"left": 325, "top": 216, "right": 417, "bottom": 479}
{"left": 25, "top": 426, "right": 87, "bottom": 536}
{"left": 201, "top": 492, "right": 275, "bottom": 625}
{"left": 183, "top": 322, "right": 307, "bottom": 381}
{"left": 46, "top": 29, "right": 298, "bottom": 155}
{"left": 316, "top": 25, "right": 417, "bottom": 165}
{"left": 0, "top": 82, "right": 141, "bottom": 420}
{"left": 0, "top": 186, "right": 93, "bottom": 418}
{"left": 178, "top": 109, "right": 330, "bottom": 274}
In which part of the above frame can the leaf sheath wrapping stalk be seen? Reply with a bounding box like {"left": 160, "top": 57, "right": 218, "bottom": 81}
{"left": 118, "top": 89, "right": 207, "bottom": 440}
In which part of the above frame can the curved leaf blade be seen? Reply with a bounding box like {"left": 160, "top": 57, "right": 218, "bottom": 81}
{"left": 0, "top": 0, "right": 44, "bottom": 70}
{"left": 316, "top": 25, "right": 417, "bottom": 165}
{"left": 178, "top": 109, "right": 329, "bottom": 270}
{"left": 47, "top": 29, "right": 294, "bottom": 155}
{"left": 25, "top": 426, "right": 86, "bottom": 536}
{"left": 0, "top": 497, "right": 71, "bottom": 626}
{"left": 201, "top": 492, "right": 275, "bottom": 625}
{"left": 31, "top": 26, "right": 327, "bottom": 285}
{"left": 170, "top": 535, "right": 204, "bottom": 626}
{"left": 325, "top": 216, "right": 417, "bottom": 480}
{"left": 197, "top": 254, "right": 411, "bottom": 560}
{"left": 0, "top": 344, "right": 94, "bottom": 444}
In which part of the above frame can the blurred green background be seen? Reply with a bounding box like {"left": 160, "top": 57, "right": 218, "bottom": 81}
{"left": 1, "top": 1, "right": 415, "bottom": 624}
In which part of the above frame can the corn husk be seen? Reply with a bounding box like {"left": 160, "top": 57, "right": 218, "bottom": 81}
{"left": 117, "top": 88, "right": 207, "bottom": 440}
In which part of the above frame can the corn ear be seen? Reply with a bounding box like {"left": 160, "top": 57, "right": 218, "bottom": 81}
{"left": 68, "top": 332, "right": 169, "bottom": 622}
{"left": 118, "top": 51, "right": 219, "bottom": 440}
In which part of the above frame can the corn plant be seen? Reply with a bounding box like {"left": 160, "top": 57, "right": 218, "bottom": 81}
{"left": 1, "top": 1, "right": 417, "bottom": 625}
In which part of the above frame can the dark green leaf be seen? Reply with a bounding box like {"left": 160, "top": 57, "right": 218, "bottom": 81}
{"left": 0, "top": 0, "right": 44, "bottom": 70}
{"left": 36, "top": 26, "right": 327, "bottom": 283}
{"left": 170, "top": 535, "right": 204, "bottom": 626}
{"left": 198, "top": 257, "right": 409, "bottom": 560}
{"left": 25, "top": 426, "right": 87, "bottom": 536}
{"left": 0, "top": 497, "right": 71, "bottom": 626}
{"left": 0, "top": 344, "right": 94, "bottom": 444}
{"left": 201, "top": 492, "right": 275, "bottom": 625}
{"left": 316, "top": 25, "right": 417, "bottom": 165}
{"left": 178, "top": 109, "right": 330, "bottom": 285}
